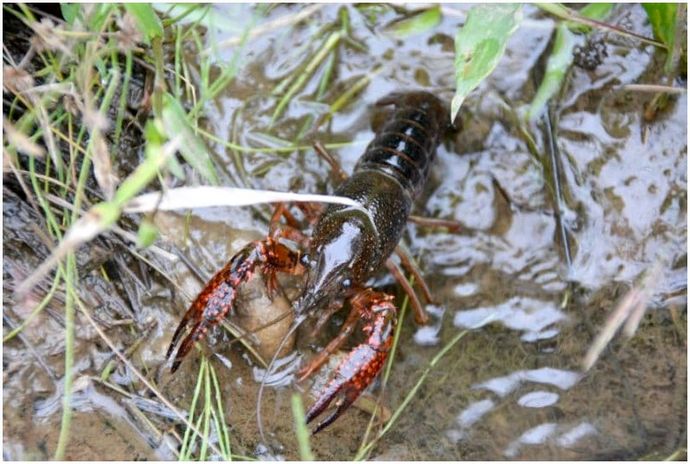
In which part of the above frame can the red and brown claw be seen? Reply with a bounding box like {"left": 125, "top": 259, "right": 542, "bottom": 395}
{"left": 166, "top": 239, "right": 301, "bottom": 373}
{"left": 305, "top": 292, "right": 397, "bottom": 434}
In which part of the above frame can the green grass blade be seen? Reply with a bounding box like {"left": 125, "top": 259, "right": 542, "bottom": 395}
{"left": 383, "top": 5, "right": 441, "bottom": 38}
{"left": 113, "top": 50, "right": 133, "bottom": 148}
{"left": 3, "top": 271, "right": 61, "bottom": 342}
{"left": 180, "top": 357, "right": 207, "bottom": 459}
{"left": 199, "top": 358, "right": 212, "bottom": 460}
{"left": 451, "top": 4, "right": 523, "bottom": 122}
{"left": 291, "top": 394, "right": 315, "bottom": 461}
{"left": 209, "top": 362, "right": 232, "bottom": 459}
{"left": 161, "top": 93, "right": 219, "bottom": 185}
{"left": 113, "top": 120, "right": 175, "bottom": 205}
{"left": 329, "top": 65, "right": 383, "bottom": 116}
{"left": 526, "top": 23, "right": 576, "bottom": 122}
{"left": 271, "top": 31, "right": 343, "bottom": 123}
{"left": 54, "top": 256, "right": 77, "bottom": 460}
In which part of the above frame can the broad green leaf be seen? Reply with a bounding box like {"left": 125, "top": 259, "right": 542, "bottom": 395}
{"left": 642, "top": 3, "right": 678, "bottom": 72}
{"left": 642, "top": 3, "right": 677, "bottom": 47}
{"left": 124, "top": 3, "right": 164, "bottom": 45}
{"left": 60, "top": 4, "right": 80, "bottom": 25}
{"left": 161, "top": 93, "right": 219, "bottom": 185}
{"left": 451, "top": 4, "right": 523, "bottom": 122}
{"left": 383, "top": 5, "right": 442, "bottom": 38}
{"left": 527, "top": 23, "right": 577, "bottom": 122}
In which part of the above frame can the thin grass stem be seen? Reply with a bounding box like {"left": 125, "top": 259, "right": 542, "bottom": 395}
{"left": 291, "top": 394, "right": 315, "bottom": 461}
{"left": 209, "top": 362, "right": 232, "bottom": 459}
{"left": 3, "top": 271, "right": 62, "bottom": 342}
{"left": 180, "top": 355, "right": 207, "bottom": 458}
{"left": 53, "top": 255, "right": 77, "bottom": 460}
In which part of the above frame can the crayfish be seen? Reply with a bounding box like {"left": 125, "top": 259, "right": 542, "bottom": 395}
{"left": 166, "top": 91, "right": 454, "bottom": 434}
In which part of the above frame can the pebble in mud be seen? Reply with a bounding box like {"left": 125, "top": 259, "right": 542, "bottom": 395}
{"left": 233, "top": 273, "right": 297, "bottom": 362}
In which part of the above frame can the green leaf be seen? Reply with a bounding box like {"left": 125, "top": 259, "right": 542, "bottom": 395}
{"left": 383, "top": 5, "right": 442, "bottom": 38}
{"left": 124, "top": 3, "right": 164, "bottom": 45}
{"left": 643, "top": 3, "right": 677, "bottom": 47}
{"left": 642, "top": 3, "right": 678, "bottom": 72}
{"left": 527, "top": 23, "right": 577, "bottom": 122}
{"left": 60, "top": 4, "right": 80, "bottom": 25}
{"left": 161, "top": 93, "right": 219, "bottom": 185}
{"left": 451, "top": 4, "right": 523, "bottom": 122}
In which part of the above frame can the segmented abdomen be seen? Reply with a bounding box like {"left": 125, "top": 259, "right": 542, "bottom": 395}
{"left": 354, "top": 95, "right": 445, "bottom": 197}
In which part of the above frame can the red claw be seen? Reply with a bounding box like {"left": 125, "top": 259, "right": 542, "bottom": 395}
{"left": 305, "top": 291, "right": 397, "bottom": 434}
{"left": 166, "top": 238, "right": 301, "bottom": 372}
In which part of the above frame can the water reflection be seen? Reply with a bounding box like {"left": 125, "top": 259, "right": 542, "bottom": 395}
{"left": 517, "top": 390, "right": 560, "bottom": 408}
{"left": 504, "top": 421, "right": 597, "bottom": 458}
{"left": 454, "top": 296, "right": 567, "bottom": 342}
{"left": 445, "top": 399, "right": 495, "bottom": 443}
{"left": 473, "top": 367, "right": 581, "bottom": 397}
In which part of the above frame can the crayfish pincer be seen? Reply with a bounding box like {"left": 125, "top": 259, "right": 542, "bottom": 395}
{"left": 166, "top": 90, "right": 453, "bottom": 434}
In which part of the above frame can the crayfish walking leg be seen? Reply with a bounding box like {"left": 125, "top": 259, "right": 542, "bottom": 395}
{"left": 305, "top": 289, "right": 397, "bottom": 434}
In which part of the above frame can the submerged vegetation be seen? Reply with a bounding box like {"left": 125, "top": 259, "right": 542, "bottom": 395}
{"left": 3, "top": 3, "right": 686, "bottom": 460}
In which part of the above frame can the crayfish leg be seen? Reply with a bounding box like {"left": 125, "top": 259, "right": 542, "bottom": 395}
{"left": 298, "top": 302, "right": 356, "bottom": 382}
{"left": 305, "top": 290, "right": 397, "bottom": 434}
{"left": 166, "top": 238, "right": 301, "bottom": 373}
{"left": 385, "top": 258, "right": 429, "bottom": 326}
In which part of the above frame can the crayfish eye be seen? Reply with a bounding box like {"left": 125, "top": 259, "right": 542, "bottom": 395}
{"left": 342, "top": 278, "right": 352, "bottom": 289}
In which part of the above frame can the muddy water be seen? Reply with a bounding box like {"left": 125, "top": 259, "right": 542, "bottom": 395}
{"left": 3, "top": 3, "right": 686, "bottom": 461}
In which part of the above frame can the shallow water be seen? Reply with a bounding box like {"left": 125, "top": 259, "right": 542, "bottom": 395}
{"left": 3, "top": 3, "right": 686, "bottom": 460}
